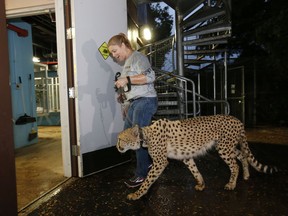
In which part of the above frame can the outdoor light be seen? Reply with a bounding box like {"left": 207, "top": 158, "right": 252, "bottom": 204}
{"left": 127, "top": 29, "right": 132, "bottom": 41}
{"left": 127, "top": 29, "right": 138, "bottom": 45}
{"left": 143, "top": 27, "right": 152, "bottom": 40}
{"left": 140, "top": 25, "right": 152, "bottom": 41}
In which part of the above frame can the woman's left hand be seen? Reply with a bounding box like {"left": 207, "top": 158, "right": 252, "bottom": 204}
{"left": 115, "top": 77, "right": 128, "bottom": 88}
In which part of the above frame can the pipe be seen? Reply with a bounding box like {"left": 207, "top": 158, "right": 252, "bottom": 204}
{"left": 6, "top": 23, "right": 28, "bottom": 37}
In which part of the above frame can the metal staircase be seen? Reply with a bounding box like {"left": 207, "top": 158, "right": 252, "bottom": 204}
{"left": 138, "top": 0, "right": 232, "bottom": 120}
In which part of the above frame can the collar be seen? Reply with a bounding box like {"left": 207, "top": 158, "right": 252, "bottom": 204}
{"left": 139, "top": 127, "right": 146, "bottom": 147}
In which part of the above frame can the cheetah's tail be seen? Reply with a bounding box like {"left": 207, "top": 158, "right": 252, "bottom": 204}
{"left": 240, "top": 135, "right": 278, "bottom": 174}
{"left": 247, "top": 152, "right": 278, "bottom": 174}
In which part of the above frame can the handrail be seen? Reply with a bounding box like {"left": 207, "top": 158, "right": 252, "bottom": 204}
{"left": 154, "top": 68, "right": 230, "bottom": 118}
{"left": 138, "top": 37, "right": 230, "bottom": 119}
{"left": 139, "top": 36, "right": 176, "bottom": 71}
{"left": 138, "top": 35, "right": 175, "bottom": 53}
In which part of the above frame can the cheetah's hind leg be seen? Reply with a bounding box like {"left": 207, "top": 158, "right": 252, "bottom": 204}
{"left": 236, "top": 148, "right": 250, "bottom": 180}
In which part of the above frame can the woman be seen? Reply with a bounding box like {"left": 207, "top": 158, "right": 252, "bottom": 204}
{"left": 108, "top": 33, "right": 158, "bottom": 188}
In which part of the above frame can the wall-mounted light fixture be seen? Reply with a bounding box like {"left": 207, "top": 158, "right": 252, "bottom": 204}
{"left": 140, "top": 25, "right": 152, "bottom": 41}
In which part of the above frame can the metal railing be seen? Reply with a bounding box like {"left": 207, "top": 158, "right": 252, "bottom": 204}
{"left": 154, "top": 68, "right": 230, "bottom": 119}
{"left": 138, "top": 36, "right": 176, "bottom": 72}
{"left": 138, "top": 36, "right": 230, "bottom": 119}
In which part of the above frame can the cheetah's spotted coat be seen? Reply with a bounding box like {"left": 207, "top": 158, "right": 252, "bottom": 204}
{"left": 116, "top": 115, "right": 277, "bottom": 200}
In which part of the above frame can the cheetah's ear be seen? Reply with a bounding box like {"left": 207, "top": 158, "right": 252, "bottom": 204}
{"left": 131, "top": 124, "right": 140, "bottom": 137}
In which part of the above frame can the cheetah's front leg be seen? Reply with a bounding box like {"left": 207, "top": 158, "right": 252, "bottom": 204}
{"left": 127, "top": 159, "right": 168, "bottom": 200}
{"left": 183, "top": 158, "right": 205, "bottom": 191}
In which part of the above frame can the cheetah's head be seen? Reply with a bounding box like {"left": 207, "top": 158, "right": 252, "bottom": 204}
{"left": 116, "top": 125, "right": 145, "bottom": 153}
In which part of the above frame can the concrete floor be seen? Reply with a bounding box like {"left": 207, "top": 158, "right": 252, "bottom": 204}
{"left": 15, "top": 126, "right": 67, "bottom": 211}
{"left": 18, "top": 126, "right": 288, "bottom": 216}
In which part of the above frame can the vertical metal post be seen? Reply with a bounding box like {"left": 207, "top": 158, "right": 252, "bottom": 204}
{"left": 45, "top": 66, "right": 49, "bottom": 112}
{"left": 213, "top": 58, "right": 216, "bottom": 114}
{"left": 241, "top": 66, "right": 245, "bottom": 125}
{"left": 253, "top": 58, "right": 257, "bottom": 125}
{"left": 56, "top": 77, "right": 60, "bottom": 111}
{"left": 172, "top": 36, "right": 176, "bottom": 71}
{"left": 149, "top": 45, "right": 152, "bottom": 65}
{"left": 197, "top": 72, "right": 201, "bottom": 99}
{"left": 0, "top": 0, "right": 18, "bottom": 214}
{"left": 175, "top": 9, "right": 185, "bottom": 118}
{"left": 224, "top": 51, "right": 228, "bottom": 114}
{"left": 175, "top": 9, "right": 184, "bottom": 77}
{"left": 50, "top": 78, "right": 54, "bottom": 111}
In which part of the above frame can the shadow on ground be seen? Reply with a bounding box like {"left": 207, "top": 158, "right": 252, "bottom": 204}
{"left": 22, "top": 142, "right": 288, "bottom": 216}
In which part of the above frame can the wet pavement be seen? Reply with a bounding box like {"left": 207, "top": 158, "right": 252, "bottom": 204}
{"left": 21, "top": 140, "right": 288, "bottom": 216}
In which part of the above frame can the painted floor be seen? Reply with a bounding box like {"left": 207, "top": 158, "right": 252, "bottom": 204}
{"left": 20, "top": 140, "right": 288, "bottom": 216}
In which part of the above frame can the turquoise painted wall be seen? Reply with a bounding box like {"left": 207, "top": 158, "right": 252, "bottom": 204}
{"left": 8, "top": 21, "right": 38, "bottom": 149}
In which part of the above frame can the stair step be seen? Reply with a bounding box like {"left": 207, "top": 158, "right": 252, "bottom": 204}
{"left": 155, "top": 84, "right": 176, "bottom": 91}
{"left": 157, "top": 92, "right": 178, "bottom": 98}
{"left": 182, "top": 8, "right": 226, "bottom": 30}
{"left": 183, "top": 21, "right": 231, "bottom": 37}
{"left": 183, "top": 33, "right": 230, "bottom": 46}
{"left": 165, "top": 0, "right": 206, "bottom": 18}
{"left": 184, "top": 49, "right": 227, "bottom": 55}
{"left": 184, "top": 59, "right": 215, "bottom": 65}
{"left": 158, "top": 101, "right": 178, "bottom": 106}
{"left": 156, "top": 109, "right": 180, "bottom": 115}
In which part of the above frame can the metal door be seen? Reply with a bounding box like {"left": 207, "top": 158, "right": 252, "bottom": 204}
{"left": 227, "top": 66, "right": 245, "bottom": 123}
{"left": 63, "top": 0, "right": 131, "bottom": 177}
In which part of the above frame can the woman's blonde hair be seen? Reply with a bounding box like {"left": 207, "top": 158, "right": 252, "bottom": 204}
{"left": 108, "top": 33, "right": 133, "bottom": 50}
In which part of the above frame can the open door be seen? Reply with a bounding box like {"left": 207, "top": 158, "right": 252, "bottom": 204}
{"left": 62, "top": 0, "right": 130, "bottom": 177}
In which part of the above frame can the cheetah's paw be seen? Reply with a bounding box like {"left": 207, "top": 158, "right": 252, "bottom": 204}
{"left": 127, "top": 193, "right": 139, "bottom": 200}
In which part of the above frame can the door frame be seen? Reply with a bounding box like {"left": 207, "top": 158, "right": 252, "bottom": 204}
{"left": 59, "top": 0, "right": 78, "bottom": 176}
{"left": 6, "top": 1, "right": 76, "bottom": 177}
{"left": 0, "top": 0, "right": 18, "bottom": 214}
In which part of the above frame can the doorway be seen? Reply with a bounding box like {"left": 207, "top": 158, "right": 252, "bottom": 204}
{"left": 7, "top": 12, "right": 68, "bottom": 211}
{"left": 227, "top": 66, "right": 245, "bottom": 123}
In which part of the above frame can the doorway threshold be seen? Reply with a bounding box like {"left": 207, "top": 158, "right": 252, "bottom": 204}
{"left": 18, "top": 177, "right": 74, "bottom": 215}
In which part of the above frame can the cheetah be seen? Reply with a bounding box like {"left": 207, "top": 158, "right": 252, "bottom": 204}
{"left": 116, "top": 115, "right": 277, "bottom": 200}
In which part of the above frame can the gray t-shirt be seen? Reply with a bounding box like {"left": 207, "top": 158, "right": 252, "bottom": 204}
{"left": 121, "top": 51, "right": 157, "bottom": 101}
